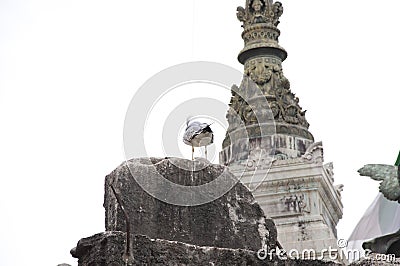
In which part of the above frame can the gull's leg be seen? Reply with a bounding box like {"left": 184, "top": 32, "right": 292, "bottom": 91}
{"left": 205, "top": 145, "right": 208, "bottom": 160}
{"left": 192, "top": 145, "right": 194, "bottom": 161}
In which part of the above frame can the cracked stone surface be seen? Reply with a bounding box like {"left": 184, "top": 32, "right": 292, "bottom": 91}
{"left": 104, "top": 157, "right": 276, "bottom": 251}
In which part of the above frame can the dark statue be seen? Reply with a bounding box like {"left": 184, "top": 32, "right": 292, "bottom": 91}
{"left": 358, "top": 152, "right": 400, "bottom": 257}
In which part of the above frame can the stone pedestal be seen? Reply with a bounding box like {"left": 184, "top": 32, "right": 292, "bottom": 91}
{"left": 70, "top": 157, "right": 343, "bottom": 265}
{"left": 71, "top": 232, "right": 341, "bottom": 266}
{"left": 228, "top": 142, "right": 344, "bottom": 261}
{"left": 103, "top": 157, "right": 277, "bottom": 251}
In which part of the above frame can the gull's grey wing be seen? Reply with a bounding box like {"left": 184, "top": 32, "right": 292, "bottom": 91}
{"left": 183, "top": 126, "right": 196, "bottom": 144}
{"left": 183, "top": 121, "right": 213, "bottom": 146}
{"left": 183, "top": 122, "right": 204, "bottom": 143}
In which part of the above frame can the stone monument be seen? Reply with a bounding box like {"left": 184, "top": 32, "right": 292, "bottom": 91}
{"left": 220, "top": 0, "right": 344, "bottom": 260}
{"left": 70, "top": 158, "right": 339, "bottom": 265}
{"left": 67, "top": 1, "right": 345, "bottom": 265}
{"left": 103, "top": 158, "right": 276, "bottom": 251}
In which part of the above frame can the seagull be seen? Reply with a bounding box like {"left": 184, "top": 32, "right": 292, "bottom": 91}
{"left": 183, "top": 119, "right": 214, "bottom": 160}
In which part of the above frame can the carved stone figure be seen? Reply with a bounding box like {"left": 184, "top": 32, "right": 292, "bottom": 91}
{"left": 281, "top": 194, "right": 309, "bottom": 213}
{"left": 247, "top": 61, "right": 272, "bottom": 85}
{"left": 237, "top": 0, "right": 284, "bottom": 27}
{"left": 271, "top": 2, "right": 283, "bottom": 26}
{"left": 236, "top": 6, "right": 247, "bottom": 24}
{"left": 251, "top": 0, "right": 265, "bottom": 24}
{"left": 243, "top": 104, "right": 257, "bottom": 124}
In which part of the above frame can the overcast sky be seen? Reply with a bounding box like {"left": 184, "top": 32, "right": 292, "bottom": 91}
{"left": 1, "top": 0, "right": 400, "bottom": 265}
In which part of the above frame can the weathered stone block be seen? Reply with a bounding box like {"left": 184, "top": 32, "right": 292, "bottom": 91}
{"left": 104, "top": 157, "right": 276, "bottom": 251}
{"left": 71, "top": 231, "right": 341, "bottom": 266}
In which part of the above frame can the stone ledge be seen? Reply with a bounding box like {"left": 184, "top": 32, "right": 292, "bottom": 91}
{"left": 71, "top": 231, "right": 341, "bottom": 266}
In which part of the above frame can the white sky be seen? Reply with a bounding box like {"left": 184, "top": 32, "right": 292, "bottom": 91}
{"left": 1, "top": 0, "right": 400, "bottom": 265}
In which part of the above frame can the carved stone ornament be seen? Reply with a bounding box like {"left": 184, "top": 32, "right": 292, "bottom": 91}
{"left": 280, "top": 194, "right": 310, "bottom": 214}
{"left": 301, "top": 142, "right": 324, "bottom": 164}
{"left": 225, "top": 80, "right": 310, "bottom": 130}
{"left": 221, "top": 0, "right": 314, "bottom": 165}
{"left": 237, "top": 0, "right": 283, "bottom": 27}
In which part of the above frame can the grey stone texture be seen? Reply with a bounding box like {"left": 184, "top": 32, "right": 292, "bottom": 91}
{"left": 71, "top": 231, "right": 340, "bottom": 266}
{"left": 104, "top": 157, "right": 276, "bottom": 251}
